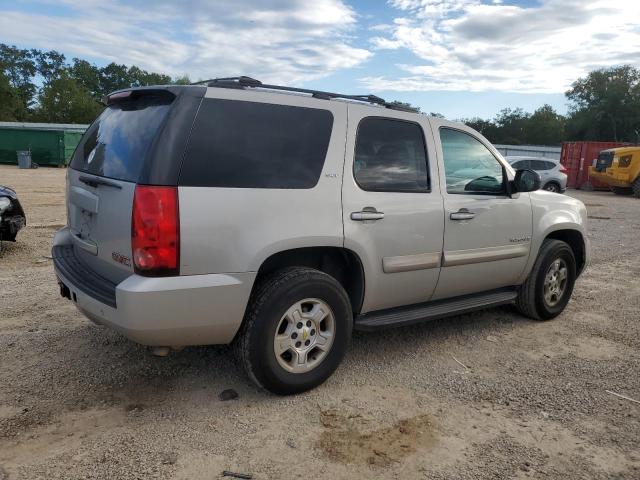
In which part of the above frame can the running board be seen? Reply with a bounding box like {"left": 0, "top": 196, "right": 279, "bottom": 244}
{"left": 354, "top": 288, "right": 518, "bottom": 331}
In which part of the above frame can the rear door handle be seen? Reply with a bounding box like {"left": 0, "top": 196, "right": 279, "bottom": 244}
{"left": 450, "top": 209, "right": 475, "bottom": 221}
{"left": 351, "top": 208, "right": 384, "bottom": 221}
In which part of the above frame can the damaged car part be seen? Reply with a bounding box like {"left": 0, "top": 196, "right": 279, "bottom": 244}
{"left": 0, "top": 185, "right": 26, "bottom": 242}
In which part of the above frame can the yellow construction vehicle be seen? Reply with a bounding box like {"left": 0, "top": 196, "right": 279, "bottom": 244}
{"left": 589, "top": 146, "right": 640, "bottom": 197}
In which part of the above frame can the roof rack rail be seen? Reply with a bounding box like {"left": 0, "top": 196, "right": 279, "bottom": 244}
{"left": 192, "top": 76, "right": 419, "bottom": 113}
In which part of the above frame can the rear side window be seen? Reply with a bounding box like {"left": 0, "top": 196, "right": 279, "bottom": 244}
{"left": 530, "top": 159, "right": 553, "bottom": 170}
{"left": 71, "top": 93, "right": 173, "bottom": 182}
{"left": 353, "top": 117, "right": 429, "bottom": 192}
{"left": 180, "top": 99, "right": 333, "bottom": 189}
{"left": 510, "top": 160, "right": 529, "bottom": 169}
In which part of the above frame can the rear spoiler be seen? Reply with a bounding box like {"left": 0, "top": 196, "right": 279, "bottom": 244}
{"left": 101, "top": 87, "right": 181, "bottom": 106}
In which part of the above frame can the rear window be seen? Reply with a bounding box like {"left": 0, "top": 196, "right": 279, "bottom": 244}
{"left": 71, "top": 93, "right": 173, "bottom": 182}
{"left": 179, "top": 99, "right": 333, "bottom": 189}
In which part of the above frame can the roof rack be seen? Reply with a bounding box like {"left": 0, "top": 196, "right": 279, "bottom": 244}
{"left": 191, "top": 76, "right": 419, "bottom": 113}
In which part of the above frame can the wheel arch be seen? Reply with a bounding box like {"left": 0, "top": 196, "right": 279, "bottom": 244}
{"left": 251, "top": 246, "right": 366, "bottom": 315}
{"left": 544, "top": 229, "right": 587, "bottom": 276}
{"left": 543, "top": 180, "right": 561, "bottom": 191}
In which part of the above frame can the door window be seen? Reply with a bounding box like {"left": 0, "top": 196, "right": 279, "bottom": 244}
{"left": 354, "top": 118, "right": 429, "bottom": 192}
{"left": 440, "top": 128, "right": 505, "bottom": 195}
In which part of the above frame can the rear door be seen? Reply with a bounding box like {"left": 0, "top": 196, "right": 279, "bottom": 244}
{"left": 67, "top": 88, "right": 199, "bottom": 283}
{"left": 342, "top": 106, "right": 444, "bottom": 313}
{"left": 530, "top": 159, "right": 551, "bottom": 181}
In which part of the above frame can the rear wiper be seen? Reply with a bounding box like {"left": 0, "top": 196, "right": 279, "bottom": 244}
{"left": 78, "top": 175, "right": 122, "bottom": 189}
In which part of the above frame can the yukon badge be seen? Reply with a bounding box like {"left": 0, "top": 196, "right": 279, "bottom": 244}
{"left": 112, "top": 251, "right": 132, "bottom": 267}
{"left": 510, "top": 236, "right": 531, "bottom": 243}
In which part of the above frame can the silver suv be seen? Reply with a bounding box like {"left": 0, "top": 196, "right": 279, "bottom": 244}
{"left": 53, "top": 77, "right": 590, "bottom": 395}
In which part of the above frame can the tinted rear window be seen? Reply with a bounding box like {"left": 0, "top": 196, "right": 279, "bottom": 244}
{"left": 71, "top": 93, "right": 173, "bottom": 182}
{"left": 180, "top": 99, "right": 333, "bottom": 188}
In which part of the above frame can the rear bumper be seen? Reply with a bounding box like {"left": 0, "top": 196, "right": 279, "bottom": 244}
{"left": 52, "top": 228, "right": 256, "bottom": 346}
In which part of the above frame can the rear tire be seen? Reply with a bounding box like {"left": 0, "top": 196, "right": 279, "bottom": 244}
{"left": 237, "top": 267, "right": 352, "bottom": 395}
{"left": 516, "top": 239, "right": 576, "bottom": 321}
{"left": 611, "top": 186, "right": 633, "bottom": 196}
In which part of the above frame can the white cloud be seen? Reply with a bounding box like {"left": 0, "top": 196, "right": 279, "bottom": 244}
{"left": 0, "top": 0, "right": 371, "bottom": 84}
{"left": 365, "top": 0, "right": 640, "bottom": 93}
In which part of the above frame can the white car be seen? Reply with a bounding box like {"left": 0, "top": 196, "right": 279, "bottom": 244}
{"left": 507, "top": 156, "right": 568, "bottom": 193}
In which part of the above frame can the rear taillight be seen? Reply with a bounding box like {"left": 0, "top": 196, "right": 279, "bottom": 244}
{"left": 559, "top": 165, "right": 568, "bottom": 174}
{"left": 131, "top": 185, "right": 179, "bottom": 276}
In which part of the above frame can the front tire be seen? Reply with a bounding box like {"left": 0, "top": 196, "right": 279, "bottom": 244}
{"left": 237, "top": 267, "right": 352, "bottom": 395}
{"left": 516, "top": 239, "right": 576, "bottom": 320}
{"left": 632, "top": 177, "right": 640, "bottom": 198}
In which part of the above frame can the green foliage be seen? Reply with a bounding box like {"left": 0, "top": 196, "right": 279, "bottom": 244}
{"left": 527, "top": 104, "right": 565, "bottom": 145}
{"left": 0, "top": 43, "right": 192, "bottom": 124}
{"left": 0, "top": 71, "right": 22, "bottom": 121}
{"left": 463, "top": 66, "right": 640, "bottom": 145}
{"left": 461, "top": 105, "right": 565, "bottom": 146}
{"left": 34, "top": 73, "right": 103, "bottom": 124}
{"left": 172, "top": 75, "right": 192, "bottom": 85}
{"left": 68, "top": 59, "right": 101, "bottom": 99}
{"left": 0, "top": 44, "right": 39, "bottom": 119}
{"left": 565, "top": 65, "right": 640, "bottom": 142}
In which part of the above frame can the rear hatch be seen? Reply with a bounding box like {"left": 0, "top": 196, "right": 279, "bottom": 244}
{"left": 66, "top": 86, "right": 204, "bottom": 284}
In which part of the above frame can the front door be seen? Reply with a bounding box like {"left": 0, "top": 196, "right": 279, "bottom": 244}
{"left": 428, "top": 121, "right": 533, "bottom": 300}
{"left": 342, "top": 106, "right": 444, "bottom": 313}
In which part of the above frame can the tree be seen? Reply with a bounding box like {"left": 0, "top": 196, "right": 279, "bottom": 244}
{"left": 526, "top": 105, "right": 565, "bottom": 145}
{"left": 98, "top": 63, "right": 134, "bottom": 95}
{"left": 492, "top": 108, "right": 530, "bottom": 144}
{"left": 0, "top": 71, "right": 22, "bottom": 121}
{"left": 34, "top": 73, "right": 103, "bottom": 123}
{"left": 68, "top": 58, "right": 102, "bottom": 100}
{"left": 462, "top": 105, "right": 566, "bottom": 146}
{"left": 565, "top": 65, "right": 640, "bottom": 141}
{"left": 462, "top": 117, "right": 498, "bottom": 138}
{"left": 36, "top": 50, "right": 66, "bottom": 84}
{"left": 172, "top": 75, "right": 192, "bottom": 85}
{"left": 0, "top": 44, "right": 38, "bottom": 119}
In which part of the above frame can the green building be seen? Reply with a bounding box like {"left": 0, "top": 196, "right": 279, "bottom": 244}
{"left": 0, "top": 122, "right": 88, "bottom": 167}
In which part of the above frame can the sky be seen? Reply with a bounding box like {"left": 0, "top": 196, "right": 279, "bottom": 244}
{"left": 1, "top": 0, "right": 639, "bottom": 119}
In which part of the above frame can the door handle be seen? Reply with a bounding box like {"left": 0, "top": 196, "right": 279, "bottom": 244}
{"left": 450, "top": 209, "right": 475, "bottom": 221}
{"left": 351, "top": 208, "right": 384, "bottom": 221}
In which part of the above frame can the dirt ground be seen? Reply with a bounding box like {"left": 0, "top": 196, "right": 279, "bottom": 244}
{"left": 0, "top": 164, "right": 638, "bottom": 480}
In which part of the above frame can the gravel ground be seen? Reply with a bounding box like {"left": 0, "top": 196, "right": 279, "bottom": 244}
{"left": 0, "top": 164, "right": 638, "bottom": 479}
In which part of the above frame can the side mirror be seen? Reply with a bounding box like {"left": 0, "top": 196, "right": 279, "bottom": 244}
{"left": 512, "top": 169, "right": 541, "bottom": 193}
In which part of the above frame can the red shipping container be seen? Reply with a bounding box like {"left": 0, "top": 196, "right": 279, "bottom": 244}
{"left": 560, "top": 141, "right": 631, "bottom": 190}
